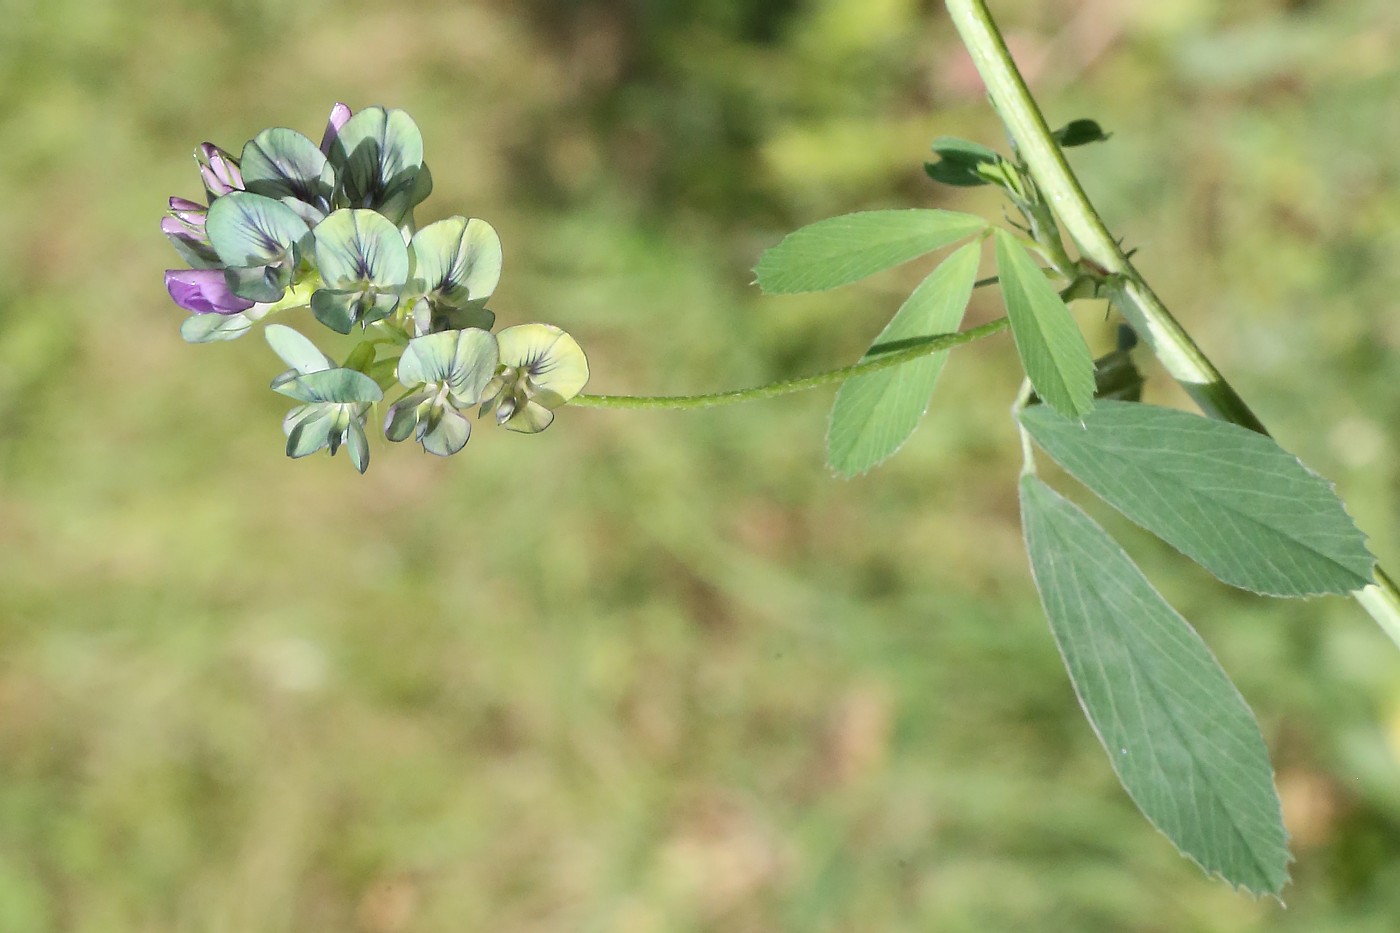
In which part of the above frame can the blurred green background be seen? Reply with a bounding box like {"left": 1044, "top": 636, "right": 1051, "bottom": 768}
{"left": 2, "top": 0, "right": 1400, "bottom": 929}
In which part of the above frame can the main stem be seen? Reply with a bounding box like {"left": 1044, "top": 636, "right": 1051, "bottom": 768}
{"left": 943, "top": 0, "right": 1400, "bottom": 648}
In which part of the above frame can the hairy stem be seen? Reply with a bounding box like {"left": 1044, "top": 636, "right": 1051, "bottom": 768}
{"left": 572, "top": 317, "right": 1010, "bottom": 410}
{"left": 944, "top": 0, "right": 1400, "bottom": 648}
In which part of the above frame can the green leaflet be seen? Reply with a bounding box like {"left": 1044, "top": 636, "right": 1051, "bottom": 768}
{"left": 1051, "top": 119, "right": 1110, "bottom": 148}
{"left": 1019, "top": 401, "right": 1375, "bottom": 596}
{"left": 993, "top": 228, "right": 1095, "bottom": 419}
{"left": 754, "top": 209, "right": 985, "bottom": 294}
{"left": 827, "top": 241, "right": 980, "bottom": 476}
{"left": 1019, "top": 476, "right": 1290, "bottom": 895}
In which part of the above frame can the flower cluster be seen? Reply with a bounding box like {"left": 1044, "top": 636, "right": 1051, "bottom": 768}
{"left": 162, "top": 104, "right": 588, "bottom": 472}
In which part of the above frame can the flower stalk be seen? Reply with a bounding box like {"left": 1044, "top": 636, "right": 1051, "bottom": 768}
{"left": 572, "top": 317, "right": 1009, "bottom": 411}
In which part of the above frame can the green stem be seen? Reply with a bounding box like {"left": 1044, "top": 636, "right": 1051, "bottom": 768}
{"left": 947, "top": 0, "right": 1266, "bottom": 433}
{"left": 572, "top": 317, "right": 1010, "bottom": 410}
{"left": 944, "top": 0, "right": 1400, "bottom": 650}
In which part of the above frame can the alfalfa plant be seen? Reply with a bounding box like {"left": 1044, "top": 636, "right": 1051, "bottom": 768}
{"left": 158, "top": 0, "right": 1399, "bottom": 896}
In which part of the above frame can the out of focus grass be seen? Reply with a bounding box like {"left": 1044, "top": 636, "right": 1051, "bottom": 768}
{"left": 2, "top": 0, "right": 1400, "bottom": 929}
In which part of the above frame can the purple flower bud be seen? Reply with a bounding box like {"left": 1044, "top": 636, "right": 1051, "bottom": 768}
{"left": 169, "top": 196, "right": 205, "bottom": 214}
{"left": 196, "top": 143, "right": 244, "bottom": 198}
{"left": 161, "top": 214, "right": 210, "bottom": 252}
{"left": 165, "top": 269, "right": 255, "bottom": 315}
{"left": 166, "top": 197, "right": 207, "bottom": 232}
{"left": 160, "top": 216, "right": 194, "bottom": 240}
{"left": 162, "top": 198, "right": 218, "bottom": 267}
{"left": 320, "top": 103, "right": 353, "bottom": 156}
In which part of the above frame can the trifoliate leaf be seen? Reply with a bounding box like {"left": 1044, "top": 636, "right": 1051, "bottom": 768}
{"left": 755, "top": 210, "right": 986, "bottom": 294}
{"left": 827, "top": 241, "right": 980, "bottom": 476}
{"left": 993, "top": 228, "right": 1095, "bottom": 419}
{"left": 1020, "top": 476, "right": 1289, "bottom": 895}
{"left": 1019, "top": 401, "right": 1376, "bottom": 596}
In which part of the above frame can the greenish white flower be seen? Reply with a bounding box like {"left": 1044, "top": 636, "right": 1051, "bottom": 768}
{"left": 239, "top": 126, "right": 336, "bottom": 225}
{"left": 406, "top": 216, "right": 502, "bottom": 335}
{"left": 324, "top": 106, "right": 429, "bottom": 227}
{"left": 384, "top": 328, "right": 499, "bottom": 456}
{"left": 205, "top": 191, "right": 312, "bottom": 305}
{"left": 266, "top": 324, "right": 382, "bottom": 473}
{"left": 479, "top": 324, "right": 589, "bottom": 433}
{"left": 309, "top": 208, "right": 410, "bottom": 334}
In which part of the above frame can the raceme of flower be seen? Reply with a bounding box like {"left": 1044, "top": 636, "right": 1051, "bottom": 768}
{"left": 161, "top": 104, "right": 587, "bottom": 472}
